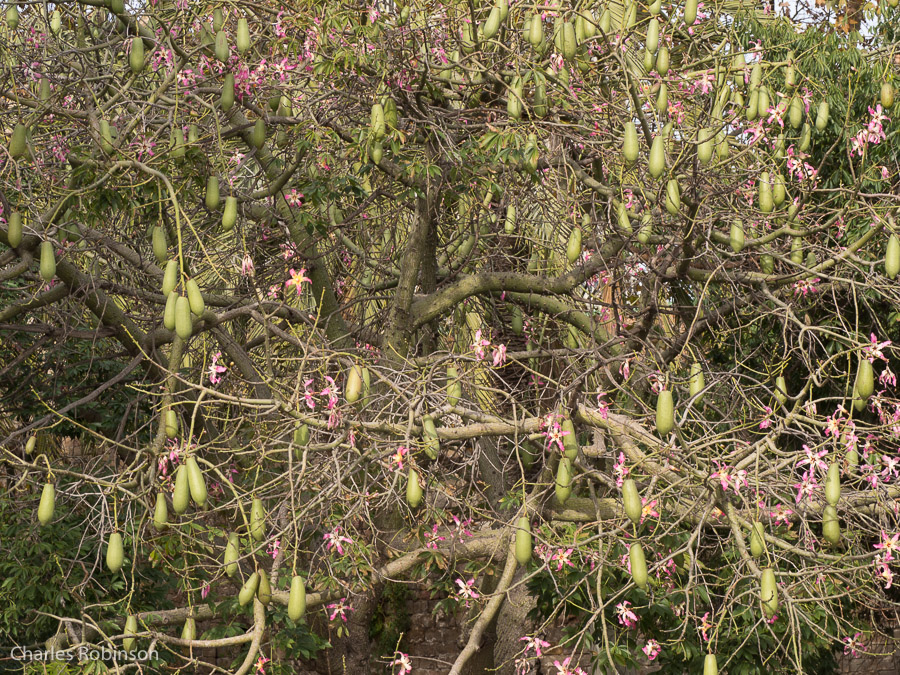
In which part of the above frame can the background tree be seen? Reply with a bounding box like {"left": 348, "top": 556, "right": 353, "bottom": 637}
{"left": 1, "top": 0, "right": 900, "bottom": 674}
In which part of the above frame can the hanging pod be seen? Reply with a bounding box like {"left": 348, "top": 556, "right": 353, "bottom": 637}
{"left": 665, "top": 178, "right": 680, "bottom": 216}
{"left": 637, "top": 212, "right": 653, "bottom": 244}
{"left": 704, "top": 654, "right": 718, "bottom": 675}
{"left": 825, "top": 462, "right": 841, "bottom": 506}
{"left": 656, "top": 389, "right": 674, "bottom": 436}
{"left": 288, "top": 576, "right": 307, "bottom": 620}
{"left": 406, "top": 468, "right": 423, "bottom": 508}
{"left": 774, "top": 375, "right": 788, "bottom": 406}
{"left": 221, "top": 73, "right": 235, "bottom": 111}
{"left": 730, "top": 219, "right": 745, "bottom": 253}
{"left": 185, "top": 279, "right": 205, "bottom": 317}
{"left": 760, "top": 568, "right": 778, "bottom": 618}
{"left": 684, "top": 0, "right": 698, "bottom": 25}
{"left": 250, "top": 498, "right": 266, "bottom": 542}
{"left": 205, "top": 177, "right": 220, "bottom": 210}
{"left": 629, "top": 542, "right": 648, "bottom": 589}
{"left": 38, "top": 483, "right": 56, "bottom": 525}
{"left": 162, "top": 259, "right": 179, "bottom": 296}
{"left": 815, "top": 100, "right": 829, "bottom": 131}
{"left": 6, "top": 3, "right": 19, "bottom": 29}
{"left": 646, "top": 18, "right": 659, "bottom": 53}
{"left": 129, "top": 38, "right": 145, "bottom": 74}
{"left": 561, "top": 419, "right": 578, "bottom": 460}
{"left": 648, "top": 135, "right": 665, "bottom": 178}
{"left": 236, "top": 18, "right": 251, "bottom": 54}
{"left": 174, "top": 295, "right": 193, "bottom": 340}
{"left": 7, "top": 211, "right": 22, "bottom": 248}
{"left": 514, "top": 516, "right": 532, "bottom": 565}
{"left": 165, "top": 407, "right": 179, "bottom": 439}
{"left": 758, "top": 172, "right": 773, "bottom": 213}
{"left": 697, "top": 127, "right": 713, "bottom": 165}
{"left": 163, "top": 291, "right": 178, "bottom": 331}
{"left": 224, "top": 533, "right": 239, "bottom": 577}
{"left": 345, "top": 364, "right": 364, "bottom": 403}
{"left": 822, "top": 505, "right": 841, "bottom": 545}
{"left": 222, "top": 196, "right": 238, "bottom": 232}
{"left": 152, "top": 492, "right": 169, "bottom": 531}
{"left": 617, "top": 202, "right": 632, "bottom": 235}
{"left": 215, "top": 30, "right": 229, "bottom": 63}
{"left": 566, "top": 226, "right": 582, "bottom": 263}
{"left": 749, "top": 521, "right": 766, "bottom": 557}
{"left": 238, "top": 572, "right": 260, "bottom": 606}
{"left": 185, "top": 456, "right": 207, "bottom": 507}
{"left": 622, "top": 478, "right": 642, "bottom": 525}
{"left": 106, "top": 532, "right": 124, "bottom": 573}
{"left": 624, "top": 123, "right": 638, "bottom": 164}
{"left": 789, "top": 96, "right": 803, "bottom": 129}
{"left": 257, "top": 569, "right": 272, "bottom": 605}
{"left": 855, "top": 356, "right": 874, "bottom": 401}
{"left": 251, "top": 118, "right": 266, "bottom": 149}
{"left": 172, "top": 463, "right": 190, "bottom": 514}
{"left": 123, "top": 615, "right": 138, "bottom": 652}
{"left": 881, "top": 82, "right": 894, "bottom": 109}
{"left": 152, "top": 226, "right": 168, "bottom": 265}
{"left": 482, "top": 6, "right": 501, "bottom": 40}
{"left": 447, "top": 366, "right": 462, "bottom": 407}
{"left": 555, "top": 457, "right": 573, "bottom": 504}
{"left": 656, "top": 46, "right": 669, "bottom": 76}
{"left": 886, "top": 234, "right": 900, "bottom": 279}
{"left": 689, "top": 362, "right": 705, "bottom": 402}
{"left": 38, "top": 241, "right": 56, "bottom": 282}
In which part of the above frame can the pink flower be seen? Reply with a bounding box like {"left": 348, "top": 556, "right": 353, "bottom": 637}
{"left": 255, "top": 655, "right": 270, "bottom": 674}
{"left": 613, "top": 452, "right": 629, "bottom": 488}
{"left": 424, "top": 524, "right": 445, "bottom": 550}
{"left": 843, "top": 632, "right": 865, "bottom": 658}
{"left": 615, "top": 601, "right": 638, "bottom": 629}
{"left": 285, "top": 268, "right": 311, "bottom": 295}
{"left": 640, "top": 498, "right": 660, "bottom": 524}
{"left": 543, "top": 422, "right": 570, "bottom": 454}
{"left": 267, "top": 539, "right": 281, "bottom": 559}
{"left": 240, "top": 254, "right": 255, "bottom": 276}
{"left": 492, "top": 343, "right": 507, "bottom": 367}
{"left": 520, "top": 635, "right": 551, "bottom": 657}
{"left": 303, "top": 378, "right": 317, "bottom": 410}
{"left": 642, "top": 639, "right": 661, "bottom": 661}
{"left": 326, "top": 598, "right": 352, "bottom": 622}
{"left": 798, "top": 444, "right": 828, "bottom": 474}
{"left": 875, "top": 555, "right": 894, "bottom": 590}
{"left": 699, "top": 611, "right": 713, "bottom": 641}
{"left": 201, "top": 584, "right": 210, "bottom": 599}
{"left": 552, "top": 656, "right": 587, "bottom": 675}
{"left": 864, "top": 333, "right": 891, "bottom": 363}
{"left": 209, "top": 351, "right": 228, "bottom": 385}
{"left": 759, "top": 406, "right": 773, "bottom": 429}
{"left": 793, "top": 470, "right": 818, "bottom": 503}
{"left": 596, "top": 392, "right": 610, "bottom": 419}
{"left": 454, "top": 577, "right": 480, "bottom": 607}
{"left": 770, "top": 503, "right": 793, "bottom": 526}
{"left": 550, "top": 548, "right": 576, "bottom": 572}
{"left": 390, "top": 652, "right": 412, "bottom": 675}
{"left": 391, "top": 445, "right": 408, "bottom": 470}
{"left": 323, "top": 527, "right": 353, "bottom": 556}
{"left": 874, "top": 530, "right": 900, "bottom": 561}
{"left": 471, "top": 329, "right": 491, "bottom": 360}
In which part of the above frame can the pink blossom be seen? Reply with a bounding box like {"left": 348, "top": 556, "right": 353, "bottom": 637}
{"left": 550, "top": 548, "right": 576, "bottom": 572}
{"left": 642, "top": 639, "right": 661, "bottom": 661}
{"left": 615, "top": 601, "right": 638, "bottom": 629}
{"left": 240, "top": 254, "right": 255, "bottom": 276}
{"left": 255, "top": 655, "right": 270, "bottom": 674}
{"left": 454, "top": 577, "right": 480, "bottom": 607}
{"left": 699, "top": 611, "right": 713, "bottom": 641}
{"left": 798, "top": 445, "right": 828, "bottom": 474}
{"left": 543, "top": 422, "right": 570, "bottom": 454}
{"left": 209, "top": 351, "right": 228, "bottom": 385}
{"left": 390, "top": 651, "right": 412, "bottom": 675}
{"left": 770, "top": 503, "right": 793, "bottom": 526}
{"left": 492, "top": 344, "right": 507, "bottom": 367}
{"left": 552, "top": 656, "right": 587, "bottom": 675}
{"left": 424, "top": 524, "right": 446, "bottom": 550}
{"left": 391, "top": 445, "right": 408, "bottom": 470}
{"left": 843, "top": 632, "right": 865, "bottom": 658}
{"left": 864, "top": 333, "right": 891, "bottom": 363}
{"left": 326, "top": 598, "right": 352, "bottom": 622}
{"left": 520, "top": 635, "right": 551, "bottom": 657}
{"left": 285, "top": 268, "right": 311, "bottom": 294}
{"left": 614, "top": 452, "right": 629, "bottom": 487}
{"left": 201, "top": 584, "right": 210, "bottom": 599}
{"left": 875, "top": 555, "right": 894, "bottom": 590}
{"left": 874, "top": 530, "right": 900, "bottom": 561}
{"left": 267, "top": 539, "right": 281, "bottom": 559}
{"left": 471, "top": 329, "right": 491, "bottom": 360}
{"left": 640, "top": 498, "right": 660, "bottom": 524}
{"left": 793, "top": 471, "right": 818, "bottom": 503}
{"left": 323, "top": 527, "right": 353, "bottom": 556}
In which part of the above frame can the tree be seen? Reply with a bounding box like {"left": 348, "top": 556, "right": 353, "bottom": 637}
{"left": 1, "top": 0, "right": 900, "bottom": 673}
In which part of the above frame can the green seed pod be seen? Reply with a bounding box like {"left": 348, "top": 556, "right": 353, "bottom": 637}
{"left": 823, "top": 504, "right": 840, "bottom": 545}
{"left": 622, "top": 478, "right": 642, "bottom": 525}
{"left": 123, "top": 615, "right": 138, "bottom": 652}
{"left": 224, "top": 533, "right": 239, "bottom": 577}
{"left": 162, "top": 259, "right": 178, "bottom": 296}
{"left": 50, "top": 9, "right": 61, "bottom": 34}
{"left": 656, "top": 389, "right": 674, "bottom": 436}
{"left": 482, "top": 7, "right": 501, "bottom": 40}
{"left": 617, "top": 201, "right": 632, "bottom": 234}
{"left": 129, "top": 38, "right": 145, "bottom": 74}
{"left": 250, "top": 498, "right": 266, "bottom": 541}
{"left": 106, "top": 532, "right": 124, "bottom": 573}
{"left": 638, "top": 212, "right": 653, "bottom": 244}
{"left": 180, "top": 618, "right": 196, "bottom": 641}
{"left": 646, "top": 18, "right": 659, "bottom": 53}
{"left": 750, "top": 521, "right": 766, "bottom": 557}
{"left": 174, "top": 295, "right": 192, "bottom": 340}
{"left": 704, "top": 654, "right": 718, "bottom": 675}
{"left": 665, "top": 178, "right": 680, "bottom": 215}
{"left": 39, "top": 241, "right": 56, "bottom": 282}
{"left": 623, "top": 122, "right": 639, "bottom": 164}
{"left": 514, "top": 516, "right": 532, "bottom": 565}
{"left": 447, "top": 366, "right": 462, "bottom": 407}
{"left": 205, "top": 176, "right": 220, "bottom": 210}
{"left": 238, "top": 572, "right": 260, "bottom": 606}
{"left": 886, "top": 234, "right": 900, "bottom": 279}
{"left": 684, "top": 0, "right": 698, "bottom": 24}
{"left": 221, "top": 73, "right": 235, "bottom": 111}
{"left": 789, "top": 96, "right": 803, "bottom": 129}
{"left": 185, "top": 279, "right": 205, "bottom": 317}
{"left": 689, "top": 362, "right": 705, "bottom": 401}
{"left": 761, "top": 253, "right": 774, "bottom": 275}
{"left": 212, "top": 8, "right": 225, "bottom": 32}
{"left": 657, "top": 82, "right": 668, "bottom": 114}
{"left": 288, "top": 575, "right": 307, "bottom": 620}
{"left": 697, "top": 127, "right": 713, "bottom": 165}
{"left": 555, "top": 457, "right": 573, "bottom": 504}
{"left": 222, "top": 196, "right": 238, "bottom": 231}
{"left": 760, "top": 567, "right": 778, "bottom": 618}
{"left": 855, "top": 356, "right": 874, "bottom": 400}
{"left": 185, "top": 456, "right": 207, "bottom": 507}
{"left": 790, "top": 236, "right": 803, "bottom": 264}
{"left": 236, "top": 17, "right": 251, "bottom": 53}
{"left": 257, "top": 569, "right": 272, "bottom": 605}
{"left": 9, "top": 123, "right": 27, "bottom": 159}
{"left": 215, "top": 30, "right": 230, "bottom": 63}
{"left": 629, "top": 542, "right": 648, "bottom": 588}
{"left": 774, "top": 375, "right": 787, "bottom": 405}
{"left": 772, "top": 173, "right": 785, "bottom": 207}
{"left": 406, "top": 468, "right": 423, "bottom": 508}
{"left": 7, "top": 211, "right": 22, "bottom": 248}
{"left": 153, "top": 492, "right": 168, "bottom": 531}
{"left": 881, "top": 82, "right": 894, "bottom": 109}
{"left": 758, "top": 172, "right": 773, "bottom": 213}
{"left": 163, "top": 290, "right": 178, "bottom": 331}
{"left": 172, "top": 463, "right": 190, "bottom": 514}
{"left": 561, "top": 419, "right": 578, "bottom": 460}
{"left": 251, "top": 119, "right": 266, "bottom": 149}
{"left": 824, "top": 462, "right": 840, "bottom": 506}
{"left": 151, "top": 226, "right": 168, "bottom": 265}
{"left": 730, "top": 219, "right": 745, "bottom": 253}
{"left": 648, "top": 135, "right": 665, "bottom": 179}
{"left": 656, "top": 45, "right": 669, "bottom": 75}
{"left": 7, "top": 4, "right": 19, "bottom": 30}
{"left": 816, "top": 100, "right": 829, "bottom": 131}
{"left": 165, "top": 408, "right": 179, "bottom": 439}
{"left": 38, "top": 483, "right": 56, "bottom": 525}
{"left": 566, "top": 226, "right": 582, "bottom": 263}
